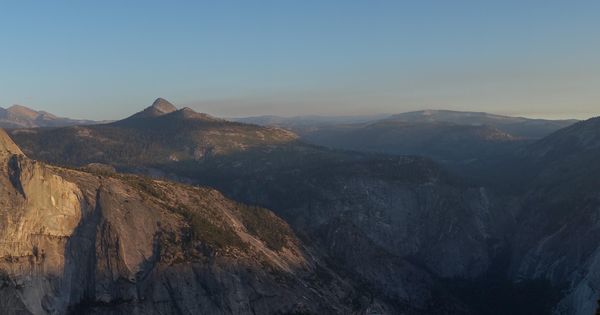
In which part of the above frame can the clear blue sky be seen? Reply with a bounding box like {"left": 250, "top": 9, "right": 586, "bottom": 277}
{"left": 1, "top": 1, "right": 599, "bottom": 120}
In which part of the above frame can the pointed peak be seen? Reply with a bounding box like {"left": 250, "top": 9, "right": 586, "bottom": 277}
{"left": 150, "top": 98, "right": 177, "bottom": 115}
{"left": 120, "top": 98, "right": 178, "bottom": 122}
{"left": 0, "top": 129, "right": 24, "bottom": 158}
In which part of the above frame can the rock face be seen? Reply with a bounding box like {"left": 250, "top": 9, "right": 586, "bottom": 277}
{"left": 183, "top": 147, "right": 514, "bottom": 313}
{"left": 509, "top": 117, "right": 600, "bottom": 315}
{"left": 0, "top": 129, "right": 358, "bottom": 315}
{"left": 0, "top": 129, "right": 23, "bottom": 156}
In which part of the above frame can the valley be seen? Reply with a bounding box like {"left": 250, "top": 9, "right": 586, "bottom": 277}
{"left": 3, "top": 98, "right": 598, "bottom": 314}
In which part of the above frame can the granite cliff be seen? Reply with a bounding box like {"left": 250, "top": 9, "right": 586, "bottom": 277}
{"left": 0, "top": 129, "right": 360, "bottom": 314}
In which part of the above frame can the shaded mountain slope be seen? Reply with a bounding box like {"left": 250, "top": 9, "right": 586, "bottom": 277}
{"left": 508, "top": 116, "right": 600, "bottom": 314}
{"left": 233, "top": 114, "right": 389, "bottom": 135}
{"left": 153, "top": 144, "right": 519, "bottom": 313}
{"left": 300, "top": 120, "right": 522, "bottom": 163}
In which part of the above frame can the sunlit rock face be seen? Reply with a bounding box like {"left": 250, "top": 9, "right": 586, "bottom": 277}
{"left": 0, "top": 129, "right": 359, "bottom": 315}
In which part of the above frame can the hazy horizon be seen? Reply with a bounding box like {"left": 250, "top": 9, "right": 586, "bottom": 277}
{"left": 2, "top": 1, "right": 599, "bottom": 121}
{"left": 2, "top": 98, "right": 593, "bottom": 122}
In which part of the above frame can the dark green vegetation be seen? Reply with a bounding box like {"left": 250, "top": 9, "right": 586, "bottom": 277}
{"left": 101, "top": 170, "right": 294, "bottom": 253}
{"left": 184, "top": 206, "right": 246, "bottom": 250}
{"left": 238, "top": 205, "right": 290, "bottom": 251}
{"left": 77, "top": 169, "right": 280, "bottom": 253}
{"left": 65, "top": 168, "right": 249, "bottom": 252}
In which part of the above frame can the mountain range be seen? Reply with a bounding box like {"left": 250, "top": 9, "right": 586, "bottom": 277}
{"left": 1, "top": 98, "right": 599, "bottom": 314}
{"left": 239, "top": 110, "right": 578, "bottom": 163}
{"left": 237, "top": 110, "right": 577, "bottom": 139}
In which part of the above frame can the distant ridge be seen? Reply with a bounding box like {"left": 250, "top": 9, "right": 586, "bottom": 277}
{"left": 0, "top": 104, "right": 98, "bottom": 128}
{"left": 7, "top": 104, "right": 45, "bottom": 120}
{"left": 169, "top": 107, "right": 223, "bottom": 121}
{"left": 383, "top": 110, "right": 579, "bottom": 139}
{"left": 527, "top": 115, "right": 600, "bottom": 159}
{"left": 238, "top": 109, "right": 579, "bottom": 140}
{"left": 386, "top": 109, "right": 578, "bottom": 125}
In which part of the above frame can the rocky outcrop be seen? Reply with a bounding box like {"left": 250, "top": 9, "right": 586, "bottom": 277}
{"left": 508, "top": 117, "right": 600, "bottom": 315}
{"left": 185, "top": 147, "right": 513, "bottom": 313}
{"left": 0, "top": 129, "right": 360, "bottom": 314}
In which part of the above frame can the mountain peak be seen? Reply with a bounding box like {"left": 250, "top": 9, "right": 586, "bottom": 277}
{"left": 140, "top": 98, "right": 178, "bottom": 117}
{"left": 150, "top": 98, "right": 177, "bottom": 115}
{"left": 0, "top": 128, "right": 23, "bottom": 157}
{"left": 121, "top": 98, "right": 178, "bottom": 121}
{"left": 7, "top": 105, "right": 40, "bottom": 119}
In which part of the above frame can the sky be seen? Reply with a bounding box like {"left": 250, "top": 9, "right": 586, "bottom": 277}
{"left": 0, "top": 1, "right": 599, "bottom": 120}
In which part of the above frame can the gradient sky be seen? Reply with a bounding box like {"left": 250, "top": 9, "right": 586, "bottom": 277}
{"left": 1, "top": 1, "right": 599, "bottom": 120}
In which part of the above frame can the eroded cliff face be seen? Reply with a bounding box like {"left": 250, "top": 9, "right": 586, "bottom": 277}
{"left": 509, "top": 172, "right": 600, "bottom": 315}
{"left": 503, "top": 117, "right": 600, "bottom": 315}
{"left": 0, "top": 156, "right": 85, "bottom": 314}
{"left": 191, "top": 152, "right": 514, "bottom": 313}
{"left": 0, "top": 130, "right": 359, "bottom": 315}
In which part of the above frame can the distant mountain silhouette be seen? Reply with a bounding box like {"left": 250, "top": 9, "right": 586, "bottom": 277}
{"left": 385, "top": 110, "right": 578, "bottom": 139}
{"left": 0, "top": 104, "right": 98, "bottom": 128}
{"left": 235, "top": 110, "right": 578, "bottom": 163}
